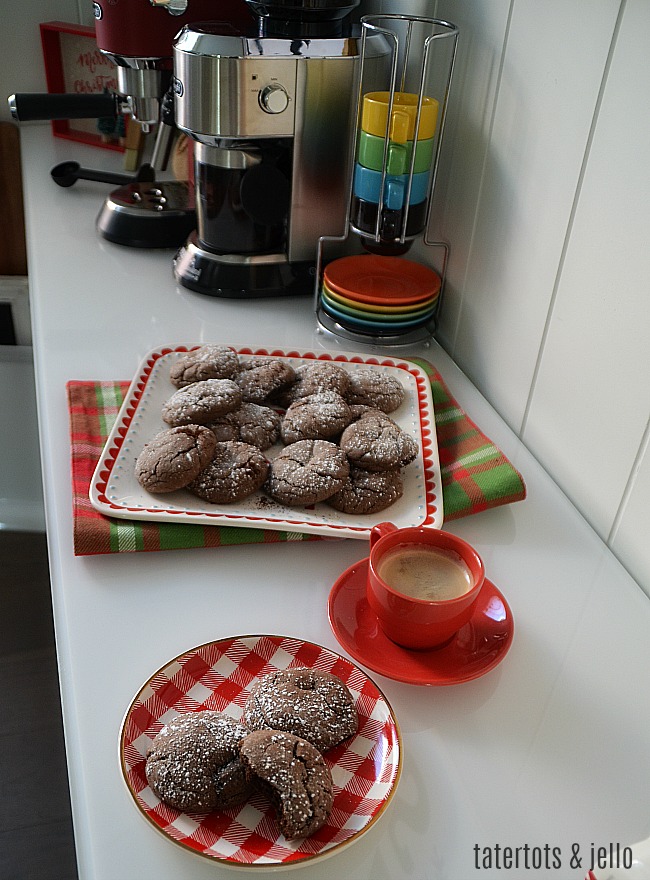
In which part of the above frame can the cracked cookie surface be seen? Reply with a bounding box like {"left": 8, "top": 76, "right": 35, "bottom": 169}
{"left": 344, "top": 368, "right": 405, "bottom": 413}
{"left": 145, "top": 711, "right": 252, "bottom": 812}
{"left": 235, "top": 358, "right": 296, "bottom": 404}
{"left": 134, "top": 425, "right": 217, "bottom": 493}
{"left": 208, "top": 402, "right": 281, "bottom": 450}
{"left": 274, "top": 361, "right": 352, "bottom": 407}
{"left": 238, "top": 729, "right": 334, "bottom": 839}
{"left": 162, "top": 379, "right": 242, "bottom": 426}
{"left": 339, "top": 411, "right": 418, "bottom": 472}
{"left": 187, "top": 441, "right": 269, "bottom": 503}
{"left": 243, "top": 667, "right": 358, "bottom": 753}
{"left": 280, "top": 391, "right": 352, "bottom": 445}
{"left": 264, "top": 439, "right": 349, "bottom": 506}
{"left": 169, "top": 345, "right": 240, "bottom": 388}
{"left": 326, "top": 465, "right": 404, "bottom": 514}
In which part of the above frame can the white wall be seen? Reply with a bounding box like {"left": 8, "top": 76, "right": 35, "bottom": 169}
{"left": 1, "top": 0, "right": 648, "bottom": 595}
{"left": 427, "top": 0, "right": 650, "bottom": 594}
{"left": 0, "top": 0, "right": 93, "bottom": 124}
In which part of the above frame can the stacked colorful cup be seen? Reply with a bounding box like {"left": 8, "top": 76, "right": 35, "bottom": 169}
{"left": 351, "top": 91, "right": 439, "bottom": 245}
{"left": 320, "top": 254, "right": 441, "bottom": 335}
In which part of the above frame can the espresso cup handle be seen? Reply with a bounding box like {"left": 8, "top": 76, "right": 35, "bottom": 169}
{"left": 389, "top": 110, "right": 410, "bottom": 144}
{"left": 370, "top": 521, "right": 398, "bottom": 548}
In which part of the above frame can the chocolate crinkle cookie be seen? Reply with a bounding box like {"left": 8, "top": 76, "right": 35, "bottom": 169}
{"left": 243, "top": 667, "right": 358, "bottom": 753}
{"left": 274, "top": 361, "right": 351, "bottom": 407}
{"left": 208, "top": 403, "right": 281, "bottom": 450}
{"left": 169, "top": 345, "right": 240, "bottom": 388}
{"left": 187, "top": 441, "right": 269, "bottom": 503}
{"left": 264, "top": 439, "right": 350, "bottom": 506}
{"left": 339, "top": 411, "right": 418, "bottom": 472}
{"left": 134, "top": 425, "right": 216, "bottom": 493}
{"left": 280, "top": 391, "right": 352, "bottom": 445}
{"left": 345, "top": 368, "right": 405, "bottom": 413}
{"left": 235, "top": 358, "right": 296, "bottom": 404}
{"left": 162, "top": 379, "right": 242, "bottom": 426}
{"left": 326, "top": 465, "right": 404, "bottom": 515}
{"left": 145, "top": 711, "right": 253, "bottom": 813}
{"left": 238, "top": 730, "right": 334, "bottom": 840}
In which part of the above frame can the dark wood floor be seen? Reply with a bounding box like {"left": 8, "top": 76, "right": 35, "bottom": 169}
{"left": 0, "top": 531, "right": 78, "bottom": 880}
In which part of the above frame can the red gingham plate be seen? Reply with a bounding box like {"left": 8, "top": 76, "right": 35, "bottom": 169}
{"left": 89, "top": 344, "right": 442, "bottom": 539}
{"left": 119, "top": 635, "right": 402, "bottom": 869}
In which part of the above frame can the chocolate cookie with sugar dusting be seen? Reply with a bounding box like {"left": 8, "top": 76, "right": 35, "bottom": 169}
{"left": 339, "top": 410, "right": 418, "bottom": 472}
{"left": 235, "top": 357, "right": 296, "bottom": 404}
{"left": 345, "top": 368, "right": 405, "bottom": 413}
{"left": 187, "top": 441, "right": 269, "bottom": 503}
{"left": 273, "top": 361, "right": 351, "bottom": 407}
{"left": 264, "top": 439, "right": 349, "bottom": 506}
{"left": 238, "top": 730, "right": 334, "bottom": 840}
{"left": 134, "top": 425, "right": 217, "bottom": 494}
{"left": 280, "top": 391, "right": 352, "bottom": 445}
{"left": 326, "top": 465, "right": 404, "bottom": 514}
{"left": 208, "top": 402, "right": 281, "bottom": 450}
{"left": 169, "top": 345, "right": 240, "bottom": 388}
{"left": 243, "top": 667, "right": 358, "bottom": 753}
{"left": 162, "top": 379, "right": 242, "bottom": 426}
{"left": 145, "top": 711, "right": 252, "bottom": 812}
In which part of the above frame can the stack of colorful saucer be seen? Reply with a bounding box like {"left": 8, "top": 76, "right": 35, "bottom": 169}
{"left": 320, "top": 254, "right": 441, "bottom": 335}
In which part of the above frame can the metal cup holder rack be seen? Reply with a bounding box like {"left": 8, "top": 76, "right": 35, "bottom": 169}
{"left": 315, "top": 13, "right": 458, "bottom": 346}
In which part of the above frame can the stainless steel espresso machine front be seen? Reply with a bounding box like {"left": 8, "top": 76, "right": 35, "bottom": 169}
{"left": 172, "top": 0, "right": 388, "bottom": 297}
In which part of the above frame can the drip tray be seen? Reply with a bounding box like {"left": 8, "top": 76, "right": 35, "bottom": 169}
{"left": 97, "top": 181, "right": 196, "bottom": 249}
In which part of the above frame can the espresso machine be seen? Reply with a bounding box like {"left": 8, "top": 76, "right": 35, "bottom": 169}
{"left": 172, "top": 0, "right": 389, "bottom": 297}
{"left": 92, "top": 0, "right": 250, "bottom": 246}
{"left": 9, "top": 0, "right": 251, "bottom": 248}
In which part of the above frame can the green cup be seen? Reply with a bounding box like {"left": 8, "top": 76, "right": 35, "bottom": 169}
{"left": 357, "top": 130, "right": 434, "bottom": 175}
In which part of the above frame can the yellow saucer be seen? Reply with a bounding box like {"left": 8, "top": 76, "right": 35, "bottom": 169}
{"left": 322, "top": 279, "right": 438, "bottom": 314}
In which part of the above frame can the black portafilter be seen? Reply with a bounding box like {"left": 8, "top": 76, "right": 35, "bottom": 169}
{"left": 8, "top": 91, "right": 119, "bottom": 122}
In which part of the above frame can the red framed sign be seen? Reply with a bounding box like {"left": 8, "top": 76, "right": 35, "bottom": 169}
{"left": 39, "top": 20, "right": 124, "bottom": 151}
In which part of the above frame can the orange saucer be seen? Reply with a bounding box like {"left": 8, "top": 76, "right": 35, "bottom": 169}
{"left": 323, "top": 255, "right": 441, "bottom": 307}
{"left": 328, "top": 558, "right": 514, "bottom": 686}
{"left": 322, "top": 280, "right": 438, "bottom": 315}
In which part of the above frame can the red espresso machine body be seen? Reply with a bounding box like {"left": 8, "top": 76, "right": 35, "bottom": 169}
{"left": 93, "top": 0, "right": 252, "bottom": 61}
{"left": 92, "top": 0, "right": 253, "bottom": 128}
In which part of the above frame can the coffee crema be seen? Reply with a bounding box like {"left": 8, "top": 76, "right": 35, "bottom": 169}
{"left": 377, "top": 543, "right": 473, "bottom": 602}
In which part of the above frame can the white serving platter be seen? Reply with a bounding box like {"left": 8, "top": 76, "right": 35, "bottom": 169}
{"left": 89, "top": 344, "right": 443, "bottom": 539}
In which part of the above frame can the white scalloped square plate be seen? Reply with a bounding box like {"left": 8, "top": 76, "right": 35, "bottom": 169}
{"left": 89, "top": 344, "right": 442, "bottom": 539}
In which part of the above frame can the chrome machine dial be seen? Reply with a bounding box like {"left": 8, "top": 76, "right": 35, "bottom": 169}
{"left": 259, "top": 83, "right": 289, "bottom": 114}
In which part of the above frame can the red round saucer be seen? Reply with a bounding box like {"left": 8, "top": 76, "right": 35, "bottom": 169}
{"left": 323, "top": 255, "right": 441, "bottom": 306}
{"left": 328, "top": 558, "right": 514, "bottom": 686}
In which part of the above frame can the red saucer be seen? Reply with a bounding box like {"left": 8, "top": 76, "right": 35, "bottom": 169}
{"left": 323, "top": 255, "right": 441, "bottom": 306}
{"left": 328, "top": 558, "right": 514, "bottom": 686}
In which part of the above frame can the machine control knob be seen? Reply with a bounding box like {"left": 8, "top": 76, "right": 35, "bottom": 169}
{"left": 259, "top": 84, "right": 289, "bottom": 115}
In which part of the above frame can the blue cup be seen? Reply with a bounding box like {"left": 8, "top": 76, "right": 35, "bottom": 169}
{"left": 353, "top": 164, "right": 430, "bottom": 210}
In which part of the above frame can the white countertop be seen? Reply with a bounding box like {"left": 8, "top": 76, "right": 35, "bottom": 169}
{"left": 21, "top": 124, "right": 650, "bottom": 880}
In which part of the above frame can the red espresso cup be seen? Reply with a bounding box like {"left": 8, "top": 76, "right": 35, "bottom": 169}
{"left": 367, "top": 522, "right": 486, "bottom": 649}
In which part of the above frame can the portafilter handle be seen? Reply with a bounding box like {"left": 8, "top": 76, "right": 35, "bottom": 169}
{"left": 50, "top": 161, "right": 156, "bottom": 189}
{"left": 8, "top": 92, "right": 119, "bottom": 122}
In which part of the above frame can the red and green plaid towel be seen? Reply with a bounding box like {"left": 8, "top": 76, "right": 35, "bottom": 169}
{"left": 68, "top": 360, "right": 525, "bottom": 556}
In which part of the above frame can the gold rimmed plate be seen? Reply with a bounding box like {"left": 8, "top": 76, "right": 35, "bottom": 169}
{"left": 119, "top": 634, "right": 402, "bottom": 869}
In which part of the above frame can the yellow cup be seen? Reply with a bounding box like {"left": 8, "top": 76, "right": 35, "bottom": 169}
{"left": 361, "top": 92, "right": 439, "bottom": 143}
